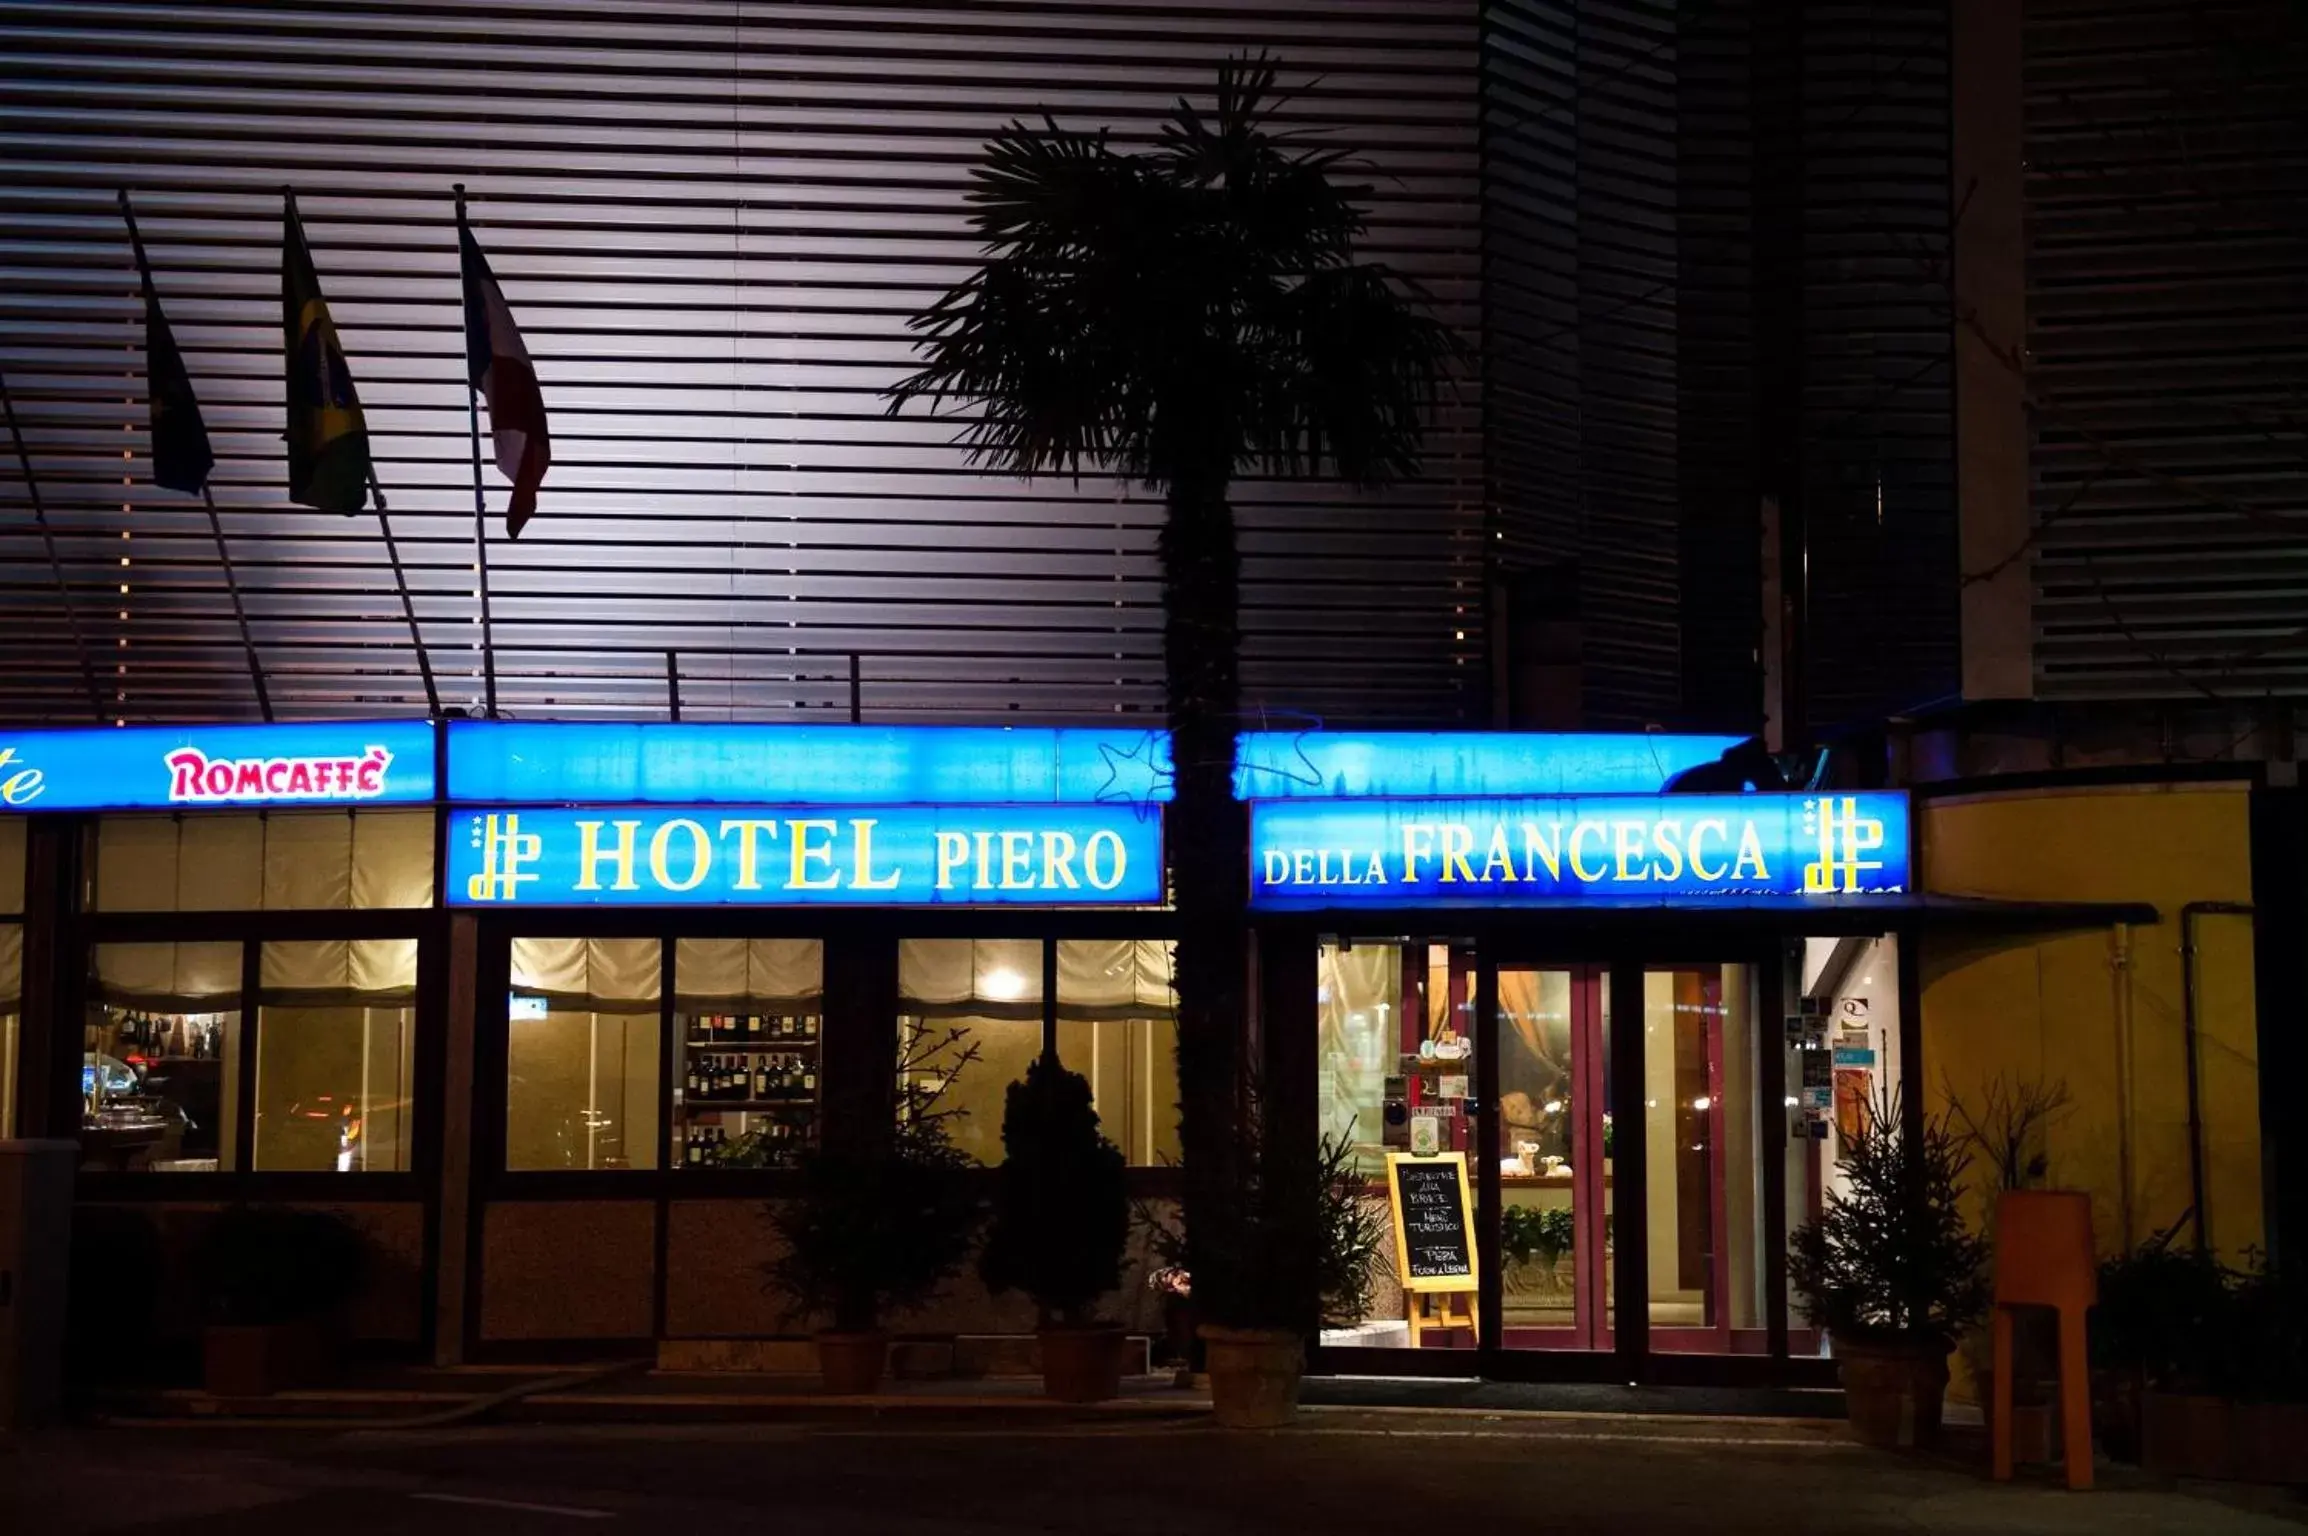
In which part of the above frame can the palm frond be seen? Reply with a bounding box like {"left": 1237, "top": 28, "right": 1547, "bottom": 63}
{"left": 1247, "top": 263, "right": 1458, "bottom": 486}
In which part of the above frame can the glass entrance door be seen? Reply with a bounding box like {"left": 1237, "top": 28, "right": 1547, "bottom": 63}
{"left": 1494, "top": 966, "right": 1610, "bottom": 1350}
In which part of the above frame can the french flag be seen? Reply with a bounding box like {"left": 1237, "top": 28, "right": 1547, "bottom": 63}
{"left": 460, "top": 222, "right": 551, "bottom": 536}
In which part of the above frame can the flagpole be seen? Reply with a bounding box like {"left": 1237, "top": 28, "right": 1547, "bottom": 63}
{"left": 0, "top": 367, "right": 105, "bottom": 719}
{"left": 363, "top": 469, "right": 441, "bottom": 718}
{"left": 284, "top": 185, "right": 438, "bottom": 719}
{"left": 120, "top": 188, "right": 272, "bottom": 721}
{"left": 455, "top": 183, "right": 500, "bottom": 719}
{"left": 199, "top": 486, "right": 272, "bottom": 721}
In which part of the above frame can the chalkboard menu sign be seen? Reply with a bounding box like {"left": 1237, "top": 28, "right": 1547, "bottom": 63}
{"left": 1386, "top": 1152, "right": 1478, "bottom": 1293}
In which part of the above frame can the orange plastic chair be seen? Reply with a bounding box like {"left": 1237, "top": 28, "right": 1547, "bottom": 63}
{"left": 1991, "top": 1190, "right": 2096, "bottom": 1489}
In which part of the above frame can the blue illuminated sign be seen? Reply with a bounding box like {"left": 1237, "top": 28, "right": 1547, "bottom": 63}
{"left": 0, "top": 721, "right": 437, "bottom": 813}
{"left": 447, "top": 722, "right": 1172, "bottom": 807}
{"left": 1248, "top": 793, "right": 1910, "bottom": 909}
{"left": 448, "top": 803, "right": 1163, "bottom": 907}
{"left": 447, "top": 722, "right": 1745, "bottom": 806}
{"left": 1236, "top": 732, "right": 1747, "bottom": 800}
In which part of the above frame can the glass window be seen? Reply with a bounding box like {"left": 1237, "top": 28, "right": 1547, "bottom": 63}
{"left": 671, "top": 938, "right": 824, "bottom": 1170}
{"left": 0, "top": 815, "right": 24, "bottom": 914}
{"left": 84, "top": 941, "right": 244, "bottom": 1173}
{"left": 1316, "top": 938, "right": 1417, "bottom": 1176}
{"left": 1055, "top": 939, "right": 1178, "bottom": 1167}
{"left": 253, "top": 939, "right": 418, "bottom": 1172}
{"left": 896, "top": 938, "right": 1040, "bottom": 1167}
{"left": 92, "top": 810, "right": 435, "bottom": 911}
{"left": 1, "top": 922, "right": 19, "bottom": 1141}
{"left": 1790, "top": 934, "right": 1902, "bottom": 1350}
{"left": 506, "top": 937, "right": 661, "bottom": 1171}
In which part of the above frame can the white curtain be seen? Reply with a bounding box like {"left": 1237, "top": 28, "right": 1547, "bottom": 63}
{"left": 0, "top": 818, "right": 24, "bottom": 916}
{"left": 509, "top": 936, "right": 662, "bottom": 1015}
{"left": 91, "top": 940, "right": 244, "bottom": 1008}
{"left": 1055, "top": 938, "right": 1176, "bottom": 1019}
{"left": 259, "top": 938, "right": 419, "bottom": 1006}
{"left": 897, "top": 937, "right": 1042, "bottom": 1021}
{"left": 673, "top": 937, "right": 823, "bottom": 1008}
{"left": 93, "top": 810, "right": 434, "bottom": 912}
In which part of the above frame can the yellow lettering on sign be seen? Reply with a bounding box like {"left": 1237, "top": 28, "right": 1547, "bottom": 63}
{"left": 974, "top": 830, "right": 995, "bottom": 889}
{"left": 789, "top": 819, "right": 841, "bottom": 889}
{"left": 1521, "top": 820, "right": 1564, "bottom": 882}
{"left": 1439, "top": 824, "right": 1477, "bottom": 884}
{"left": 575, "top": 819, "right": 642, "bottom": 891}
{"left": 719, "top": 819, "right": 781, "bottom": 890}
{"left": 1568, "top": 820, "right": 1608, "bottom": 883}
{"left": 1650, "top": 818, "right": 1686, "bottom": 882}
{"left": 1689, "top": 818, "right": 1730, "bottom": 881}
{"left": 1481, "top": 824, "right": 1518, "bottom": 884}
{"left": 850, "top": 819, "right": 902, "bottom": 890}
{"left": 1261, "top": 849, "right": 1290, "bottom": 886}
{"left": 1734, "top": 821, "right": 1770, "bottom": 882}
{"left": 1042, "top": 830, "right": 1081, "bottom": 889}
{"left": 0, "top": 747, "right": 44, "bottom": 806}
{"left": 999, "top": 829, "right": 1034, "bottom": 889}
{"left": 649, "top": 818, "right": 712, "bottom": 892}
{"left": 1083, "top": 828, "right": 1127, "bottom": 891}
{"left": 1612, "top": 819, "right": 1650, "bottom": 882}
{"left": 934, "top": 830, "right": 970, "bottom": 890}
{"left": 1402, "top": 823, "right": 1436, "bottom": 883}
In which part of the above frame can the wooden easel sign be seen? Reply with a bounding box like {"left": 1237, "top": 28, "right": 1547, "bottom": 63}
{"left": 1385, "top": 1152, "right": 1479, "bottom": 1344}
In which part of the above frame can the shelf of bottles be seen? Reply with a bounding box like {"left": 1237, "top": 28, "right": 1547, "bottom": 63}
{"left": 676, "top": 1010, "right": 821, "bottom": 1169}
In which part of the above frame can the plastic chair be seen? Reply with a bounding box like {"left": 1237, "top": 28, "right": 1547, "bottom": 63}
{"left": 1991, "top": 1189, "right": 2095, "bottom": 1489}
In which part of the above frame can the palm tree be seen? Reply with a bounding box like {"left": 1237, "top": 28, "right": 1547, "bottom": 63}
{"left": 887, "top": 55, "right": 1452, "bottom": 1329}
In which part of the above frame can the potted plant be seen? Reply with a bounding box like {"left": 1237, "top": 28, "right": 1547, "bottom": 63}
{"left": 2100, "top": 1237, "right": 2308, "bottom": 1482}
{"left": 1946, "top": 1073, "right": 2075, "bottom": 1459}
{"left": 764, "top": 1021, "right": 982, "bottom": 1393}
{"left": 2091, "top": 1224, "right": 2232, "bottom": 1464}
{"left": 191, "top": 1205, "right": 365, "bottom": 1397}
{"left": 1790, "top": 1094, "right": 1989, "bottom": 1449}
{"left": 1502, "top": 1206, "right": 1574, "bottom": 1295}
{"left": 979, "top": 1052, "right": 1131, "bottom": 1402}
{"left": 1171, "top": 1107, "right": 1383, "bottom": 1429}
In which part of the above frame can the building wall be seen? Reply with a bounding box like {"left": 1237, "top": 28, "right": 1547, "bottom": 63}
{"left": 0, "top": 1, "right": 1482, "bottom": 726}
{"left": 1480, "top": 0, "right": 1956, "bottom": 733}
{"left": 2020, "top": 1, "right": 2308, "bottom": 702}
{"left": 1920, "top": 781, "right": 2263, "bottom": 1261}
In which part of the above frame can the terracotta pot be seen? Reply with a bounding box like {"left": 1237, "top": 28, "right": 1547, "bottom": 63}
{"left": 1835, "top": 1335, "right": 1953, "bottom": 1450}
{"left": 1200, "top": 1325, "right": 1304, "bottom": 1429}
{"left": 1039, "top": 1324, "right": 1125, "bottom": 1404}
{"left": 202, "top": 1315, "right": 336, "bottom": 1398}
{"left": 2144, "top": 1393, "right": 2308, "bottom": 1483}
{"left": 2091, "top": 1367, "right": 2144, "bottom": 1464}
{"left": 1976, "top": 1366, "right": 2059, "bottom": 1464}
{"left": 815, "top": 1329, "right": 889, "bottom": 1394}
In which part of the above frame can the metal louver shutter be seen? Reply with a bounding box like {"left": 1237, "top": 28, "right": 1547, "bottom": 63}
{"left": 0, "top": 1, "right": 1483, "bottom": 725}
{"left": 2026, "top": 0, "right": 2308, "bottom": 702}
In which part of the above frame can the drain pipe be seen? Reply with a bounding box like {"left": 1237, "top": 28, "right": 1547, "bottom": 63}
{"left": 2110, "top": 924, "right": 2136, "bottom": 1250}
{"left": 2180, "top": 901, "right": 2255, "bottom": 1255}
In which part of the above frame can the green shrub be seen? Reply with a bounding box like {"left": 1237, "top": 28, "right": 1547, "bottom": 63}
{"left": 979, "top": 1053, "right": 1129, "bottom": 1327}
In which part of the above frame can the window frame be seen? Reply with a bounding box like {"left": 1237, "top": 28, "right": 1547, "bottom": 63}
{"left": 472, "top": 908, "right": 1183, "bottom": 1200}
{"left": 74, "top": 907, "right": 440, "bottom": 1203}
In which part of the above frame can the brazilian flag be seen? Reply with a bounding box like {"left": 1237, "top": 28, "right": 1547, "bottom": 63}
{"left": 282, "top": 196, "right": 371, "bottom": 513}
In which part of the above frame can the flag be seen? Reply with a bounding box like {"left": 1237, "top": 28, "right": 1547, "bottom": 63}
{"left": 282, "top": 196, "right": 371, "bottom": 513}
{"left": 122, "top": 197, "right": 214, "bottom": 495}
{"left": 459, "top": 219, "right": 551, "bottom": 536}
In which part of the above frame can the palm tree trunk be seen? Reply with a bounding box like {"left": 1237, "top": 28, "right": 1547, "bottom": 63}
{"left": 1160, "top": 473, "right": 1250, "bottom": 1321}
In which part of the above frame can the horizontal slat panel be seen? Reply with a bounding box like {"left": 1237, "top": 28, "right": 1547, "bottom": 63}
{"left": 0, "top": 0, "right": 1483, "bottom": 725}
